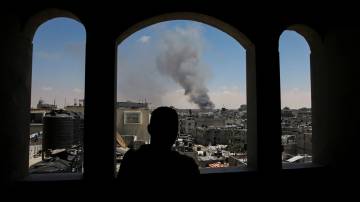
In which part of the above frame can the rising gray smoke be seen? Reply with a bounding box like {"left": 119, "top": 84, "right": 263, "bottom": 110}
{"left": 156, "top": 27, "right": 214, "bottom": 109}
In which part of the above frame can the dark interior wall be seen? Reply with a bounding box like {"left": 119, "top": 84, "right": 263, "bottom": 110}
{"left": 0, "top": 1, "right": 359, "bottom": 185}
{"left": 0, "top": 12, "right": 32, "bottom": 181}
{"left": 319, "top": 27, "right": 360, "bottom": 170}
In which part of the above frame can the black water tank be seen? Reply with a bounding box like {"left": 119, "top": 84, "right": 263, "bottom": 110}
{"left": 43, "top": 111, "right": 74, "bottom": 150}
{"left": 70, "top": 112, "right": 83, "bottom": 145}
{"left": 79, "top": 116, "right": 84, "bottom": 145}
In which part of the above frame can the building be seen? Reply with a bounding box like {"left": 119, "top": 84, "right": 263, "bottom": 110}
{"left": 116, "top": 101, "right": 151, "bottom": 145}
{"left": 37, "top": 99, "right": 57, "bottom": 110}
{"left": 30, "top": 99, "right": 57, "bottom": 123}
{"left": 65, "top": 105, "right": 84, "bottom": 114}
{"left": 195, "top": 117, "right": 225, "bottom": 128}
{"left": 180, "top": 117, "right": 196, "bottom": 134}
{"left": 282, "top": 107, "right": 295, "bottom": 118}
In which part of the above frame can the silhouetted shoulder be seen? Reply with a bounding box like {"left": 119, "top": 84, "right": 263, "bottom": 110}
{"left": 117, "top": 145, "right": 199, "bottom": 179}
{"left": 117, "top": 148, "right": 137, "bottom": 177}
{"left": 173, "top": 152, "right": 200, "bottom": 176}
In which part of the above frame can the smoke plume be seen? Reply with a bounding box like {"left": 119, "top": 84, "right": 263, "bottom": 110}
{"left": 156, "top": 27, "right": 214, "bottom": 109}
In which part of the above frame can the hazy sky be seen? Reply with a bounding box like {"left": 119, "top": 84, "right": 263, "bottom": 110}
{"left": 31, "top": 18, "right": 311, "bottom": 109}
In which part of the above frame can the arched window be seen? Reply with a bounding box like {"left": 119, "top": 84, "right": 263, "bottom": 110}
{"left": 279, "top": 30, "right": 312, "bottom": 166}
{"left": 29, "top": 17, "right": 86, "bottom": 175}
{"left": 116, "top": 16, "right": 252, "bottom": 174}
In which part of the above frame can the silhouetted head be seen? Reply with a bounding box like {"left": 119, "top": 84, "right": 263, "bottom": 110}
{"left": 148, "top": 107, "right": 178, "bottom": 149}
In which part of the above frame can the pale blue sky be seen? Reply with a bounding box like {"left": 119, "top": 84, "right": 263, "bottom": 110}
{"left": 279, "top": 31, "right": 311, "bottom": 108}
{"left": 31, "top": 18, "right": 85, "bottom": 108}
{"left": 31, "top": 18, "right": 311, "bottom": 109}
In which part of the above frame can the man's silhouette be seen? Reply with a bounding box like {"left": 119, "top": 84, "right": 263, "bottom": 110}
{"left": 117, "top": 107, "right": 200, "bottom": 179}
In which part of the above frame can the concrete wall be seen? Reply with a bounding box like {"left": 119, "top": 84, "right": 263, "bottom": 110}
{"left": 116, "top": 108, "right": 150, "bottom": 143}
{"left": 65, "top": 106, "right": 84, "bottom": 114}
{"left": 312, "top": 28, "right": 360, "bottom": 170}
{"left": 30, "top": 124, "right": 43, "bottom": 135}
{"left": 0, "top": 12, "right": 32, "bottom": 181}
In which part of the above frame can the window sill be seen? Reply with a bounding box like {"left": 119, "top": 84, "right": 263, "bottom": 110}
{"left": 282, "top": 162, "right": 323, "bottom": 170}
{"left": 200, "top": 166, "right": 250, "bottom": 174}
{"left": 22, "top": 173, "right": 83, "bottom": 182}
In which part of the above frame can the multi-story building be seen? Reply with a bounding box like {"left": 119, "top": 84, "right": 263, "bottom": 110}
{"left": 116, "top": 101, "right": 151, "bottom": 146}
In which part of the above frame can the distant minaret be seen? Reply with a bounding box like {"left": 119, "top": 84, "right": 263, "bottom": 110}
{"left": 53, "top": 97, "right": 57, "bottom": 109}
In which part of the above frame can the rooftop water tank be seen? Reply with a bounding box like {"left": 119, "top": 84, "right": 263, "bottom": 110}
{"left": 43, "top": 110, "right": 74, "bottom": 150}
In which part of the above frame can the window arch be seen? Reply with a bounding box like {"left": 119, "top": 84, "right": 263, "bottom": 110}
{"left": 279, "top": 25, "right": 321, "bottom": 167}
{"left": 26, "top": 10, "right": 86, "bottom": 176}
{"left": 115, "top": 12, "right": 257, "bottom": 174}
{"left": 116, "top": 12, "right": 253, "bottom": 50}
{"left": 24, "top": 8, "right": 85, "bottom": 42}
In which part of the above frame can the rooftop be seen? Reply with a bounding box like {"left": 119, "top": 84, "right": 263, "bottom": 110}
{"left": 117, "top": 101, "right": 149, "bottom": 109}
